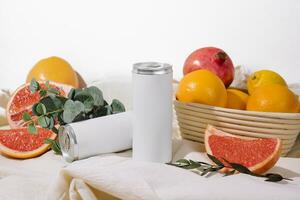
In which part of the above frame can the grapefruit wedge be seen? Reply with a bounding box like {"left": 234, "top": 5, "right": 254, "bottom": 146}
{"left": 6, "top": 81, "right": 71, "bottom": 128}
{"left": 205, "top": 125, "right": 281, "bottom": 174}
{"left": 0, "top": 127, "right": 56, "bottom": 159}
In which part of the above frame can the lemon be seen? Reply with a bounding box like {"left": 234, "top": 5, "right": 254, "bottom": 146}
{"left": 226, "top": 89, "right": 249, "bottom": 110}
{"left": 247, "top": 85, "right": 298, "bottom": 113}
{"left": 26, "top": 56, "right": 79, "bottom": 88}
{"left": 176, "top": 70, "right": 227, "bottom": 107}
{"left": 247, "top": 70, "right": 287, "bottom": 95}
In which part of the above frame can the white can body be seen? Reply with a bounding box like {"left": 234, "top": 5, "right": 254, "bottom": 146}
{"left": 59, "top": 111, "right": 132, "bottom": 162}
{"left": 132, "top": 63, "right": 173, "bottom": 163}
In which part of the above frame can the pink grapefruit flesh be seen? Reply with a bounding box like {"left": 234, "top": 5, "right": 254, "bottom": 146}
{"left": 205, "top": 125, "right": 281, "bottom": 174}
{"left": 0, "top": 127, "right": 56, "bottom": 159}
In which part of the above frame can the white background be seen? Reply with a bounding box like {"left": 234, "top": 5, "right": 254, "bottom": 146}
{"left": 0, "top": 0, "right": 299, "bottom": 89}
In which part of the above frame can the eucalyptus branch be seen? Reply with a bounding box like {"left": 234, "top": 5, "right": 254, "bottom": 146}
{"left": 23, "top": 79, "right": 126, "bottom": 154}
{"left": 168, "top": 154, "right": 293, "bottom": 183}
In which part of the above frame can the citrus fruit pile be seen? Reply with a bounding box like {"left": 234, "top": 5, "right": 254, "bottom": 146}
{"left": 176, "top": 47, "right": 299, "bottom": 113}
{"left": 0, "top": 56, "right": 81, "bottom": 159}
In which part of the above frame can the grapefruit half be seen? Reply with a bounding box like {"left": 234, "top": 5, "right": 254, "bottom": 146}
{"left": 0, "top": 127, "right": 56, "bottom": 159}
{"left": 6, "top": 81, "right": 71, "bottom": 128}
{"left": 205, "top": 125, "right": 281, "bottom": 174}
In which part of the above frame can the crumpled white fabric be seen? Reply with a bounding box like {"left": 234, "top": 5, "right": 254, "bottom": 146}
{"left": 46, "top": 150, "right": 300, "bottom": 200}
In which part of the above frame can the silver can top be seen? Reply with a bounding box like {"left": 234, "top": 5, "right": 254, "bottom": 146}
{"left": 58, "top": 125, "right": 79, "bottom": 162}
{"left": 132, "top": 62, "right": 172, "bottom": 75}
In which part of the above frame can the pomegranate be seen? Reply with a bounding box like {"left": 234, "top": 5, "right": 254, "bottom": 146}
{"left": 183, "top": 47, "right": 234, "bottom": 87}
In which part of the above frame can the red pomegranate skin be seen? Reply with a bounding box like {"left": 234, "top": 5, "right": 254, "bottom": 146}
{"left": 183, "top": 47, "right": 234, "bottom": 87}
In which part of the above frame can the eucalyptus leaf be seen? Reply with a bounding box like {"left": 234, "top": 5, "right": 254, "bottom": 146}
{"left": 63, "top": 100, "right": 85, "bottom": 123}
{"left": 28, "top": 123, "right": 37, "bottom": 134}
{"left": 105, "top": 105, "right": 112, "bottom": 115}
{"left": 68, "top": 88, "right": 76, "bottom": 99}
{"left": 35, "top": 103, "right": 47, "bottom": 115}
{"left": 83, "top": 96, "right": 94, "bottom": 112}
{"left": 29, "top": 79, "right": 40, "bottom": 93}
{"left": 74, "top": 90, "right": 91, "bottom": 102}
{"left": 39, "top": 89, "right": 47, "bottom": 97}
{"left": 111, "top": 99, "right": 125, "bottom": 114}
{"left": 38, "top": 116, "right": 51, "bottom": 128}
{"left": 22, "top": 112, "right": 31, "bottom": 122}
{"left": 47, "top": 87, "right": 60, "bottom": 95}
{"left": 44, "top": 138, "right": 61, "bottom": 154}
{"left": 45, "top": 80, "right": 50, "bottom": 89}
{"left": 85, "top": 86, "right": 104, "bottom": 106}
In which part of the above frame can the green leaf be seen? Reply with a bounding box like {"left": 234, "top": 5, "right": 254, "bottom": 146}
{"left": 39, "top": 89, "right": 47, "bottom": 97}
{"left": 85, "top": 86, "right": 104, "bottom": 106}
{"left": 105, "top": 105, "right": 112, "bottom": 115}
{"left": 111, "top": 99, "right": 125, "bottom": 114}
{"left": 83, "top": 96, "right": 94, "bottom": 112}
{"left": 223, "top": 170, "right": 236, "bottom": 177}
{"left": 68, "top": 88, "right": 75, "bottom": 99}
{"left": 47, "top": 88, "right": 60, "bottom": 95}
{"left": 207, "top": 154, "right": 224, "bottom": 167}
{"left": 29, "top": 79, "right": 40, "bottom": 93}
{"left": 45, "top": 80, "right": 50, "bottom": 89}
{"left": 63, "top": 100, "right": 85, "bottom": 123}
{"left": 35, "top": 103, "right": 47, "bottom": 115}
{"left": 227, "top": 162, "right": 252, "bottom": 175}
{"left": 38, "top": 116, "right": 51, "bottom": 128}
{"left": 28, "top": 123, "right": 37, "bottom": 134}
{"left": 22, "top": 112, "right": 31, "bottom": 122}
{"left": 44, "top": 138, "right": 61, "bottom": 154}
{"left": 264, "top": 173, "right": 284, "bottom": 182}
{"left": 74, "top": 90, "right": 91, "bottom": 102}
{"left": 175, "top": 159, "right": 191, "bottom": 166}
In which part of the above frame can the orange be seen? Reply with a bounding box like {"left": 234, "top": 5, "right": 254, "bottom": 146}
{"left": 247, "top": 70, "right": 287, "bottom": 95}
{"left": 176, "top": 70, "right": 227, "bottom": 107}
{"left": 247, "top": 85, "right": 299, "bottom": 113}
{"left": 26, "top": 56, "right": 79, "bottom": 88}
{"left": 226, "top": 89, "right": 249, "bottom": 110}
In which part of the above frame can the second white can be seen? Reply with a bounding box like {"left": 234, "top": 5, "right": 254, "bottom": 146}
{"left": 132, "top": 62, "right": 173, "bottom": 163}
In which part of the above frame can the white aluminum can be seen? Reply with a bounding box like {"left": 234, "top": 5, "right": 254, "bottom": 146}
{"left": 132, "top": 62, "right": 173, "bottom": 163}
{"left": 58, "top": 111, "right": 132, "bottom": 162}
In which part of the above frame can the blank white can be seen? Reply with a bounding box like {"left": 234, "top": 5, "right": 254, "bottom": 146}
{"left": 132, "top": 62, "right": 173, "bottom": 163}
{"left": 58, "top": 111, "right": 132, "bottom": 162}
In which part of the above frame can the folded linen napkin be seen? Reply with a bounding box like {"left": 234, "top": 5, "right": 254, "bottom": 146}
{"left": 47, "top": 143, "right": 300, "bottom": 200}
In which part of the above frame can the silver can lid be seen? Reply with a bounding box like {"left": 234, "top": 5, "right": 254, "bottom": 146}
{"left": 132, "top": 62, "right": 172, "bottom": 75}
{"left": 58, "top": 125, "right": 79, "bottom": 162}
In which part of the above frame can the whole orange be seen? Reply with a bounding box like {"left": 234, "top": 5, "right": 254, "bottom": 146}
{"left": 176, "top": 70, "right": 227, "bottom": 107}
{"left": 226, "top": 89, "right": 249, "bottom": 110}
{"left": 26, "top": 56, "right": 79, "bottom": 88}
{"left": 247, "top": 85, "right": 299, "bottom": 113}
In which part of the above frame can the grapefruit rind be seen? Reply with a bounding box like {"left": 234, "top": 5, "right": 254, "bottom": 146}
{"left": 0, "top": 129, "right": 57, "bottom": 159}
{"left": 204, "top": 125, "right": 281, "bottom": 174}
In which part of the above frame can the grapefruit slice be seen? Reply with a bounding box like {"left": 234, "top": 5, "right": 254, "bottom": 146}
{"left": 0, "top": 127, "right": 56, "bottom": 159}
{"left": 205, "top": 125, "right": 281, "bottom": 174}
{"left": 6, "top": 81, "right": 71, "bottom": 128}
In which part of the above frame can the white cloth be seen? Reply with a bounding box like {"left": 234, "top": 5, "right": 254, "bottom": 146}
{"left": 0, "top": 140, "right": 299, "bottom": 200}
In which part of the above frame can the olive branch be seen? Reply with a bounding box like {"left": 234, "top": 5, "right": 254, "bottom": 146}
{"left": 169, "top": 154, "right": 293, "bottom": 183}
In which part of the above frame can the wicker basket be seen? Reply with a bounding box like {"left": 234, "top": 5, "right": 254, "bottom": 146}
{"left": 174, "top": 100, "right": 300, "bottom": 156}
